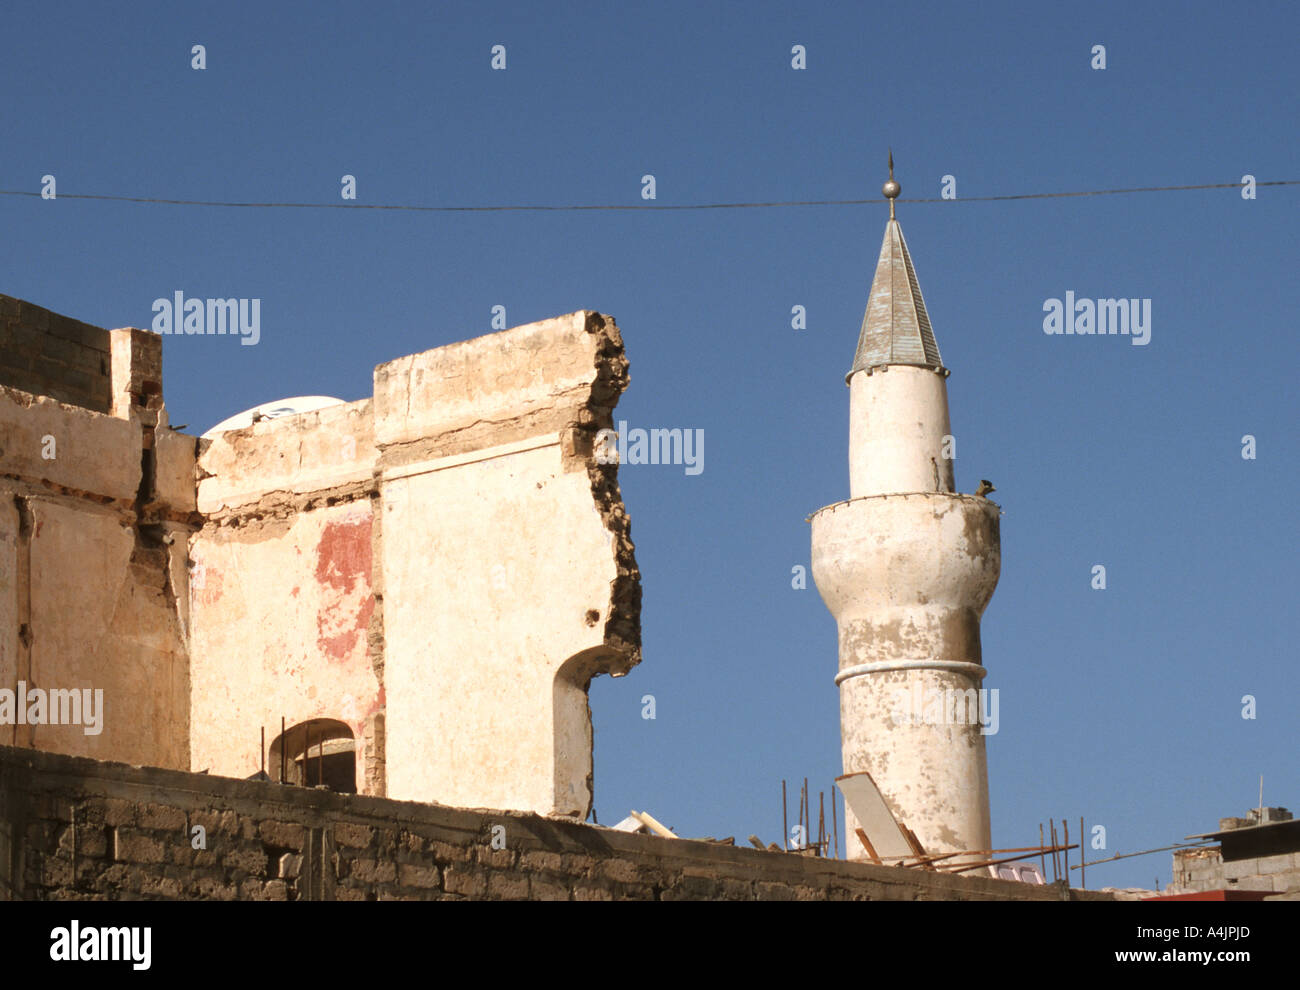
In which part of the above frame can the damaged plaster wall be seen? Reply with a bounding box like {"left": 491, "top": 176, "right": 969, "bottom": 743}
{"left": 3, "top": 296, "right": 642, "bottom": 822}
{"left": 0, "top": 301, "right": 194, "bottom": 770}
{"left": 188, "top": 399, "right": 385, "bottom": 794}
{"left": 375, "top": 310, "right": 641, "bottom": 818}
{"left": 191, "top": 310, "right": 641, "bottom": 817}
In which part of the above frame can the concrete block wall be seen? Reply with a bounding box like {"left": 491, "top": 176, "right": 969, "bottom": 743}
{"left": 0, "top": 745, "right": 1116, "bottom": 902}
{"left": 1171, "top": 846, "right": 1299, "bottom": 895}
{"left": 0, "top": 295, "right": 113, "bottom": 413}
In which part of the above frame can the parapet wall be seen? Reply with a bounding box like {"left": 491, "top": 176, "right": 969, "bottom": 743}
{"left": 0, "top": 295, "right": 113, "bottom": 413}
{"left": 0, "top": 745, "right": 1115, "bottom": 901}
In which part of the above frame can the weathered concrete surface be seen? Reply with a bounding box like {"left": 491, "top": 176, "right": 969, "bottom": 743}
{"left": 378, "top": 312, "right": 640, "bottom": 817}
{"left": 849, "top": 365, "right": 954, "bottom": 497}
{"left": 0, "top": 386, "right": 141, "bottom": 503}
{"left": 195, "top": 399, "right": 374, "bottom": 515}
{"left": 3, "top": 296, "right": 641, "bottom": 821}
{"left": 189, "top": 310, "right": 639, "bottom": 815}
{"left": 812, "top": 493, "right": 1000, "bottom": 860}
{"left": 0, "top": 328, "right": 193, "bottom": 768}
{"left": 188, "top": 500, "right": 383, "bottom": 790}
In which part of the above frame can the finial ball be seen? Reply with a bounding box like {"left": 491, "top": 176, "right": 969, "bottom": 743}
{"left": 882, "top": 178, "right": 901, "bottom": 199}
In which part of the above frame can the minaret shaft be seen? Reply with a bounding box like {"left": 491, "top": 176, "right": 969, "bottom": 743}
{"left": 811, "top": 159, "right": 1000, "bottom": 863}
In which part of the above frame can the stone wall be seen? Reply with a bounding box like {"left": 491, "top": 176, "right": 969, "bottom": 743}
{"left": 0, "top": 745, "right": 1114, "bottom": 901}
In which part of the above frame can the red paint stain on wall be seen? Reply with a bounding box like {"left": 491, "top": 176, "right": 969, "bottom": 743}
{"left": 315, "top": 513, "right": 376, "bottom": 663}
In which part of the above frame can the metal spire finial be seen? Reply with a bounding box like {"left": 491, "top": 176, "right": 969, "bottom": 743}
{"left": 882, "top": 149, "right": 901, "bottom": 220}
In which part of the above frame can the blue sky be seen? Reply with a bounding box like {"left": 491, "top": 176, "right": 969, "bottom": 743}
{"left": 2, "top": 0, "right": 1295, "bottom": 890}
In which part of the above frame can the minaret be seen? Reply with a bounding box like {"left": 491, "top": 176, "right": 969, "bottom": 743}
{"left": 810, "top": 155, "right": 1001, "bottom": 861}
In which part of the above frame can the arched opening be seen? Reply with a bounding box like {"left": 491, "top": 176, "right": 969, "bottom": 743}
{"left": 268, "top": 718, "right": 356, "bottom": 793}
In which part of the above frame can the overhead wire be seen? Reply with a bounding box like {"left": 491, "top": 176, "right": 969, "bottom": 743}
{"left": 0, "top": 179, "right": 1294, "bottom": 213}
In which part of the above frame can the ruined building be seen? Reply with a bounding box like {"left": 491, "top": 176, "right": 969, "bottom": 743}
{"left": 0, "top": 187, "right": 1120, "bottom": 901}
{"left": 0, "top": 298, "right": 640, "bottom": 820}
{"left": 811, "top": 163, "right": 1001, "bottom": 861}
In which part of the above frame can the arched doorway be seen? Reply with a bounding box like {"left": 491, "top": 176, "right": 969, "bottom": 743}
{"left": 268, "top": 718, "right": 357, "bottom": 793}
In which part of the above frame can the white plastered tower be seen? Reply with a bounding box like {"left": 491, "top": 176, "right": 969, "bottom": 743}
{"left": 810, "top": 158, "right": 1001, "bottom": 861}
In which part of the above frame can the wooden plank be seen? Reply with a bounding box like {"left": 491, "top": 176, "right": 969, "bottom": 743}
{"left": 854, "top": 828, "right": 883, "bottom": 865}
{"left": 835, "top": 771, "right": 915, "bottom": 862}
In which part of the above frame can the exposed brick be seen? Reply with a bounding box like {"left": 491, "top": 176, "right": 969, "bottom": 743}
{"left": 572, "top": 882, "right": 615, "bottom": 901}
{"left": 427, "top": 839, "right": 471, "bottom": 864}
{"left": 222, "top": 846, "right": 267, "bottom": 876}
{"left": 278, "top": 853, "right": 302, "bottom": 879}
{"left": 529, "top": 876, "right": 570, "bottom": 901}
{"left": 661, "top": 875, "right": 720, "bottom": 901}
{"left": 75, "top": 823, "right": 110, "bottom": 858}
{"left": 477, "top": 846, "right": 517, "bottom": 869}
{"left": 259, "top": 820, "right": 306, "bottom": 848}
{"left": 349, "top": 859, "right": 396, "bottom": 884}
{"left": 102, "top": 798, "right": 139, "bottom": 827}
{"left": 486, "top": 872, "right": 530, "bottom": 899}
{"left": 599, "top": 859, "right": 640, "bottom": 884}
{"left": 138, "top": 803, "right": 188, "bottom": 831}
{"left": 398, "top": 863, "right": 441, "bottom": 889}
{"left": 112, "top": 829, "right": 166, "bottom": 864}
{"left": 197, "top": 877, "right": 237, "bottom": 901}
{"left": 333, "top": 823, "right": 374, "bottom": 849}
{"left": 191, "top": 809, "right": 242, "bottom": 837}
{"left": 444, "top": 865, "right": 487, "bottom": 898}
{"left": 519, "top": 849, "right": 563, "bottom": 872}
{"left": 140, "top": 876, "right": 185, "bottom": 899}
{"left": 718, "top": 877, "right": 753, "bottom": 900}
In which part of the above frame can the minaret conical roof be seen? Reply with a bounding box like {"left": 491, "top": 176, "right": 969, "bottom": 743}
{"left": 850, "top": 217, "right": 943, "bottom": 376}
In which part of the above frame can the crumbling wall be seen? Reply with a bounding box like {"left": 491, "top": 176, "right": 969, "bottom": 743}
{"left": 190, "top": 310, "right": 641, "bottom": 816}
{"left": 188, "top": 400, "right": 384, "bottom": 792}
{"left": 0, "top": 310, "right": 194, "bottom": 771}
{"left": 3, "top": 297, "right": 642, "bottom": 821}
{"left": 0, "top": 745, "right": 1114, "bottom": 901}
{"left": 374, "top": 310, "right": 640, "bottom": 817}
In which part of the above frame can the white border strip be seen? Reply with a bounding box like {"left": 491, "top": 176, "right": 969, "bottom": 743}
{"left": 383, "top": 434, "right": 561, "bottom": 483}
{"left": 835, "top": 659, "right": 987, "bottom": 686}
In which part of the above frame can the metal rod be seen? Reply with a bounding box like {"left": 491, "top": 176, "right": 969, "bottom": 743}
{"left": 831, "top": 784, "right": 839, "bottom": 860}
{"left": 819, "top": 791, "right": 826, "bottom": 857}
{"left": 782, "top": 779, "right": 788, "bottom": 852}
{"left": 1063, "top": 818, "right": 1070, "bottom": 885}
{"left": 1080, "top": 816, "right": 1086, "bottom": 889}
{"left": 1069, "top": 841, "right": 1215, "bottom": 870}
{"left": 261, "top": 726, "right": 265, "bottom": 775}
{"left": 280, "top": 716, "right": 286, "bottom": 784}
{"left": 319, "top": 732, "right": 324, "bottom": 789}
{"left": 944, "top": 845, "right": 1079, "bottom": 875}
{"left": 1049, "top": 819, "right": 1059, "bottom": 880}
{"left": 1039, "top": 823, "right": 1046, "bottom": 876}
{"left": 795, "top": 774, "right": 806, "bottom": 847}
